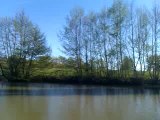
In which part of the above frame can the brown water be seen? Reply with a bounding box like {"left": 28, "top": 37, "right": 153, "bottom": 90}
{"left": 0, "top": 84, "right": 160, "bottom": 120}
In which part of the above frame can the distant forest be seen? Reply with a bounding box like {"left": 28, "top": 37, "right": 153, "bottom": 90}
{"left": 1, "top": 0, "right": 160, "bottom": 84}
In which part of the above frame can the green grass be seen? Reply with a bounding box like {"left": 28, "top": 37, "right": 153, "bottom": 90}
{"left": 31, "top": 68, "right": 76, "bottom": 78}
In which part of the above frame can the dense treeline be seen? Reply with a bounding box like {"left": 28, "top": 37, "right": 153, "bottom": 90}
{"left": 1, "top": 0, "right": 160, "bottom": 85}
{"left": 59, "top": 0, "right": 160, "bottom": 81}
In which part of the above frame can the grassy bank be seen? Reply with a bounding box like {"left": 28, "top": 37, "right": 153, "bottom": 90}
{"left": 1, "top": 64, "right": 160, "bottom": 87}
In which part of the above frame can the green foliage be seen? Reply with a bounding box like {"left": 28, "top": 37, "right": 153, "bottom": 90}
{"left": 34, "top": 56, "right": 53, "bottom": 69}
{"left": 0, "top": 11, "right": 50, "bottom": 79}
{"left": 120, "top": 57, "right": 133, "bottom": 71}
{"left": 147, "top": 55, "right": 160, "bottom": 71}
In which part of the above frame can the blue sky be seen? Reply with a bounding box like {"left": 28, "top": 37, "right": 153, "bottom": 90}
{"left": 0, "top": 0, "right": 154, "bottom": 57}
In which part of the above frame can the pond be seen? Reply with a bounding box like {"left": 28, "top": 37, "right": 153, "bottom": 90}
{"left": 0, "top": 83, "right": 160, "bottom": 120}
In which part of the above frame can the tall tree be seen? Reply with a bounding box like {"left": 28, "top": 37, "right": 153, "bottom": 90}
{"left": 108, "top": 0, "right": 128, "bottom": 77}
{"left": 128, "top": 1, "right": 137, "bottom": 76}
{"left": 98, "top": 7, "right": 110, "bottom": 77}
{"left": 59, "top": 7, "right": 84, "bottom": 76}
{"left": 151, "top": 3, "right": 160, "bottom": 79}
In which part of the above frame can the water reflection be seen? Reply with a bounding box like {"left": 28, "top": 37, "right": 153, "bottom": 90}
{"left": 0, "top": 84, "right": 160, "bottom": 96}
{"left": 0, "top": 84, "right": 160, "bottom": 120}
